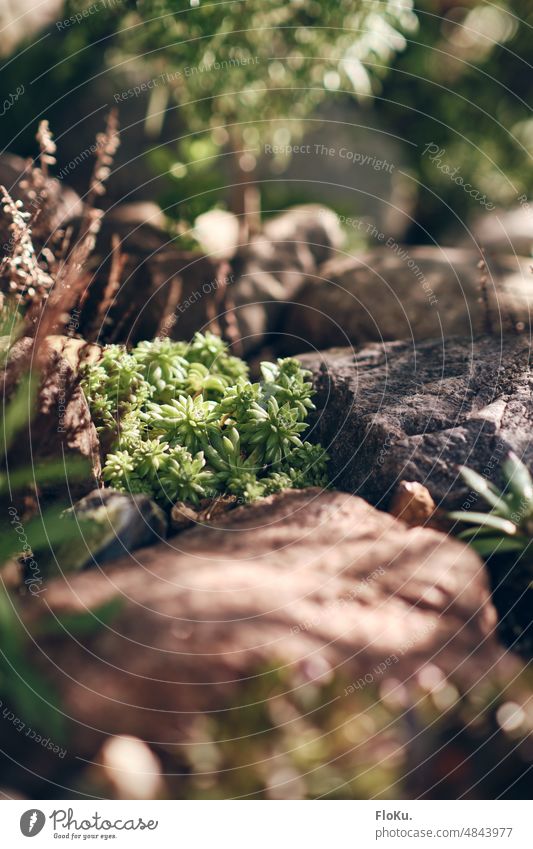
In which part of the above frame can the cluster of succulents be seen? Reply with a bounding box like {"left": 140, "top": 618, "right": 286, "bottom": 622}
{"left": 449, "top": 452, "right": 533, "bottom": 559}
{"left": 81, "top": 332, "right": 329, "bottom": 508}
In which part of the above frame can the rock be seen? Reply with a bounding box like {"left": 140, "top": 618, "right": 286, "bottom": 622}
{"left": 169, "top": 501, "right": 199, "bottom": 533}
{"left": 389, "top": 481, "right": 437, "bottom": 528}
{"left": 75, "top": 213, "right": 224, "bottom": 345}
{"left": 21, "top": 489, "right": 512, "bottom": 760}
{"left": 194, "top": 209, "right": 240, "bottom": 260}
{"left": 169, "top": 495, "right": 237, "bottom": 533}
{"left": 282, "top": 247, "right": 533, "bottom": 352}
{"left": 105, "top": 202, "right": 167, "bottom": 232}
{"left": 0, "top": 787, "right": 26, "bottom": 800}
{"left": 231, "top": 205, "right": 344, "bottom": 353}
{"left": 69, "top": 489, "right": 167, "bottom": 568}
{"left": 299, "top": 335, "right": 533, "bottom": 509}
{"left": 20, "top": 488, "right": 167, "bottom": 579}
{"left": 73, "top": 204, "right": 343, "bottom": 349}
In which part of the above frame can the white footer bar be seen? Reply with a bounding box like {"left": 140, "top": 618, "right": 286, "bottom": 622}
{"left": 1, "top": 800, "right": 529, "bottom": 848}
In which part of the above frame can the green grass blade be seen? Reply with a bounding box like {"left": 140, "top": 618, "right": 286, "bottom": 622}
{"left": 458, "top": 466, "right": 510, "bottom": 513}
{"left": 448, "top": 511, "right": 517, "bottom": 535}
{"left": 502, "top": 452, "right": 533, "bottom": 506}
{"left": 466, "top": 536, "right": 527, "bottom": 557}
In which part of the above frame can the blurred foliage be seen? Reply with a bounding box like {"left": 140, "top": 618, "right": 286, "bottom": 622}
{"left": 0, "top": 0, "right": 416, "bottom": 222}
{"left": 112, "top": 0, "right": 417, "bottom": 217}
{"left": 173, "top": 667, "right": 533, "bottom": 800}
{"left": 379, "top": 0, "right": 533, "bottom": 239}
{"left": 1, "top": 0, "right": 531, "bottom": 236}
{"left": 68, "top": 663, "right": 533, "bottom": 800}
{"left": 0, "top": 331, "right": 119, "bottom": 741}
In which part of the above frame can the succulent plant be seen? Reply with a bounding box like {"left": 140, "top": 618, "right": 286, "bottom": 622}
{"left": 449, "top": 452, "right": 533, "bottom": 558}
{"left": 204, "top": 427, "right": 264, "bottom": 501}
{"left": 186, "top": 331, "right": 248, "bottom": 383}
{"left": 102, "top": 449, "right": 140, "bottom": 491}
{"left": 81, "top": 345, "right": 151, "bottom": 433}
{"left": 142, "top": 394, "right": 218, "bottom": 453}
{"left": 218, "top": 379, "right": 262, "bottom": 424}
{"left": 157, "top": 447, "right": 215, "bottom": 507}
{"left": 240, "top": 396, "right": 308, "bottom": 466}
{"left": 183, "top": 361, "right": 230, "bottom": 399}
{"left": 82, "top": 332, "right": 329, "bottom": 508}
{"left": 260, "top": 357, "right": 316, "bottom": 421}
{"left": 132, "top": 338, "right": 188, "bottom": 394}
{"left": 286, "top": 442, "right": 330, "bottom": 488}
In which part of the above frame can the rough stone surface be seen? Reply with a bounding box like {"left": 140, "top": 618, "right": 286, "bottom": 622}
{"left": 68, "top": 489, "right": 168, "bottom": 569}
{"left": 20, "top": 489, "right": 511, "bottom": 758}
{"left": 299, "top": 335, "right": 533, "bottom": 508}
{"left": 282, "top": 248, "right": 533, "bottom": 353}
{"left": 230, "top": 205, "right": 344, "bottom": 353}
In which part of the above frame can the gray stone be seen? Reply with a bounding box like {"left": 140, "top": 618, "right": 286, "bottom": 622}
{"left": 78, "top": 204, "right": 343, "bottom": 350}
{"left": 231, "top": 204, "right": 344, "bottom": 353}
{"left": 69, "top": 489, "right": 168, "bottom": 569}
{"left": 299, "top": 335, "right": 533, "bottom": 509}
{"left": 283, "top": 247, "right": 533, "bottom": 353}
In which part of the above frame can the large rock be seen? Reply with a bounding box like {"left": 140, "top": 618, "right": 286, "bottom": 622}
{"left": 230, "top": 205, "right": 344, "bottom": 353}
{"left": 40, "top": 489, "right": 168, "bottom": 575}
{"left": 282, "top": 247, "right": 533, "bottom": 352}
{"left": 20, "top": 488, "right": 510, "bottom": 763}
{"left": 300, "top": 335, "right": 533, "bottom": 508}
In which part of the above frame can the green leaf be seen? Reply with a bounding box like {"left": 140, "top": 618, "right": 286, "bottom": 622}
{"left": 0, "top": 375, "right": 37, "bottom": 457}
{"left": 465, "top": 536, "right": 527, "bottom": 557}
{"left": 1, "top": 659, "right": 66, "bottom": 742}
{"left": 0, "top": 506, "right": 93, "bottom": 565}
{"left": 448, "top": 511, "right": 517, "bottom": 535}
{"left": 458, "top": 466, "right": 509, "bottom": 514}
{"left": 502, "top": 452, "right": 533, "bottom": 507}
{"left": 36, "top": 597, "right": 123, "bottom": 638}
{"left": 1, "top": 456, "right": 90, "bottom": 495}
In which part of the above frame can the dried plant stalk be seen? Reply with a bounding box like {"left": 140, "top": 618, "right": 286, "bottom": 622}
{"left": 86, "top": 233, "right": 127, "bottom": 340}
